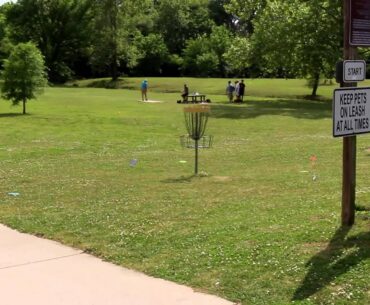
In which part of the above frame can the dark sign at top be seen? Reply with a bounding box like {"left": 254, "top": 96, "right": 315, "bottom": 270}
{"left": 350, "top": 0, "right": 370, "bottom": 46}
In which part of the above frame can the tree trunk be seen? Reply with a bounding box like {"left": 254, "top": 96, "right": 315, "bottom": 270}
{"left": 311, "top": 74, "right": 320, "bottom": 97}
{"left": 110, "top": 2, "right": 119, "bottom": 82}
{"left": 111, "top": 58, "right": 118, "bottom": 81}
{"left": 23, "top": 99, "right": 26, "bottom": 114}
{"left": 110, "top": 39, "right": 118, "bottom": 81}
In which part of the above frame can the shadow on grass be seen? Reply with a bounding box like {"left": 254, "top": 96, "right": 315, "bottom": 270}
{"left": 211, "top": 98, "right": 331, "bottom": 120}
{"left": 355, "top": 204, "right": 370, "bottom": 212}
{"left": 0, "top": 113, "right": 28, "bottom": 118}
{"left": 292, "top": 226, "right": 370, "bottom": 301}
{"left": 161, "top": 175, "right": 197, "bottom": 183}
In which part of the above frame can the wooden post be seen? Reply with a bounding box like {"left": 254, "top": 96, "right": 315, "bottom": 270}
{"left": 342, "top": 0, "right": 356, "bottom": 226}
{"left": 195, "top": 112, "right": 199, "bottom": 175}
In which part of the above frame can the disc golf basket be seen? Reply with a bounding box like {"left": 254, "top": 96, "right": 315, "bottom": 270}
{"left": 180, "top": 105, "right": 213, "bottom": 175}
{"left": 180, "top": 135, "right": 213, "bottom": 149}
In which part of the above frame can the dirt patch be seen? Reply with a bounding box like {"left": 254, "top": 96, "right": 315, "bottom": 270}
{"left": 139, "top": 100, "right": 163, "bottom": 103}
{"left": 213, "top": 176, "right": 232, "bottom": 182}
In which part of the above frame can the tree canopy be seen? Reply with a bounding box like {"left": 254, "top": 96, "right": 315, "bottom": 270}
{"left": 244, "top": 0, "right": 341, "bottom": 95}
{"left": 0, "top": 0, "right": 354, "bottom": 95}
{"left": 1, "top": 42, "right": 47, "bottom": 114}
{"left": 5, "top": 0, "right": 92, "bottom": 83}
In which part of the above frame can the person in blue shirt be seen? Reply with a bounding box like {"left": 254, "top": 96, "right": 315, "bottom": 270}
{"left": 141, "top": 79, "right": 148, "bottom": 101}
{"left": 226, "top": 81, "right": 235, "bottom": 103}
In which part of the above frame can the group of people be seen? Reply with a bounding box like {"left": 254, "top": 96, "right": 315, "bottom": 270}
{"left": 140, "top": 79, "right": 247, "bottom": 104}
{"left": 226, "top": 80, "right": 246, "bottom": 103}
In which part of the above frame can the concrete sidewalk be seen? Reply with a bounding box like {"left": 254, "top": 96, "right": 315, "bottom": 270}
{"left": 0, "top": 224, "right": 234, "bottom": 305}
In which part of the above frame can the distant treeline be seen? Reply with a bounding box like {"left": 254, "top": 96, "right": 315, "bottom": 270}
{"left": 0, "top": 0, "right": 369, "bottom": 95}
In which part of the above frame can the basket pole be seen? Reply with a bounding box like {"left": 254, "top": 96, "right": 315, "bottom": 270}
{"left": 195, "top": 139, "right": 199, "bottom": 174}
{"left": 183, "top": 105, "right": 210, "bottom": 175}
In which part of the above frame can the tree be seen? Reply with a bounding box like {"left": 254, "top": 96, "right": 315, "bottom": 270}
{"left": 223, "top": 36, "right": 251, "bottom": 75}
{"left": 1, "top": 42, "right": 47, "bottom": 114}
{"left": 227, "top": 0, "right": 342, "bottom": 96}
{"left": 133, "top": 33, "right": 169, "bottom": 76}
{"left": 155, "top": 0, "right": 214, "bottom": 54}
{"left": 182, "top": 36, "right": 214, "bottom": 76}
{"left": 208, "top": 25, "right": 233, "bottom": 76}
{"left": 225, "top": 0, "right": 267, "bottom": 34}
{"left": 90, "top": 0, "right": 154, "bottom": 80}
{"left": 195, "top": 52, "right": 219, "bottom": 76}
{"left": 182, "top": 25, "right": 232, "bottom": 76}
{"left": 208, "top": 0, "right": 234, "bottom": 28}
{"left": 255, "top": 0, "right": 341, "bottom": 96}
{"left": 6, "top": 0, "right": 93, "bottom": 83}
{"left": 0, "top": 3, "right": 14, "bottom": 70}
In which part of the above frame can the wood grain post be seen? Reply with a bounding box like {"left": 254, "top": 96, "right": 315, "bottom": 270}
{"left": 342, "top": 0, "right": 356, "bottom": 226}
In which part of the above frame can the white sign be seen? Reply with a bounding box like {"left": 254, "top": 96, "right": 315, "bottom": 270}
{"left": 333, "top": 87, "right": 370, "bottom": 137}
{"left": 343, "top": 60, "right": 366, "bottom": 82}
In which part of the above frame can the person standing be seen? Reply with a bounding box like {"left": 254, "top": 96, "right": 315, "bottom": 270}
{"left": 181, "top": 84, "right": 189, "bottom": 102}
{"left": 226, "top": 81, "right": 235, "bottom": 103}
{"left": 141, "top": 79, "right": 148, "bottom": 101}
{"left": 235, "top": 80, "right": 240, "bottom": 102}
{"left": 239, "top": 79, "right": 246, "bottom": 102}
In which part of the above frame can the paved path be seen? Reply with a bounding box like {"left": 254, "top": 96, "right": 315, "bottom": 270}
{"left": 0, "top": 224, "right": 234, "bottom": 305}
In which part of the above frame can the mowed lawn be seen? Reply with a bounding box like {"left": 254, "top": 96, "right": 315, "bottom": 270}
{"left": 0, "top": 78, "right": 369, "bottom": 305}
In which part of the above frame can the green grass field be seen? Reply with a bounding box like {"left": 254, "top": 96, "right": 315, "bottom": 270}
{"left": 0, "top": 78, "right": 369, "bottom": 305}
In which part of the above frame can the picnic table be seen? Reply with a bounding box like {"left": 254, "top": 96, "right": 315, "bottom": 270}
{"left": 187, "top": 93, "right": 206, "bottom": 103}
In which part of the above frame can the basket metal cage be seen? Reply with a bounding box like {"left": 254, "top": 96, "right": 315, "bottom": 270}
{"left": 180, "top": 135, "right": 213, "bottom": 149}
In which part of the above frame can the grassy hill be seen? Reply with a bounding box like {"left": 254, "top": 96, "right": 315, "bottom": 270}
{"left": 0, "top": 79, "right": 369, "bottom": 305}
{"left": 66, "top": 77, "right": 339, "bottom": 99}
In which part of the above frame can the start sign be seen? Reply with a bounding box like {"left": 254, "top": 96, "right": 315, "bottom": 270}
{"left": 343, "top": 60, "right": 366, "bottom": 82}
{"left": 333, "top": 87, "right": 370, "bottom": 137}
